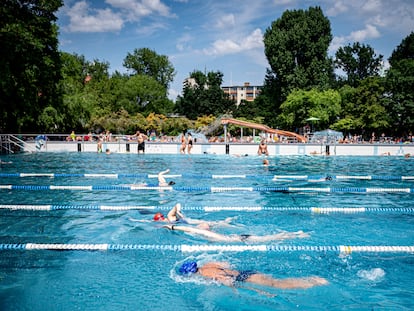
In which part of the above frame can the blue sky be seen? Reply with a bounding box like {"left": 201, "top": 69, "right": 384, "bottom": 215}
{"left": 57, "top": 0, "right": 414, "bottom": 100}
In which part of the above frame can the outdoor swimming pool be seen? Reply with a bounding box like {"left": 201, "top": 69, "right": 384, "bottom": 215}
{"left": 0, "top": 153, "right": 413, "bottom": 310}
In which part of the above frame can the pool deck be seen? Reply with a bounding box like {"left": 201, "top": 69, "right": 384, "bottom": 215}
{"left": 26, "top": 141, "right": 414, "bottom": 156}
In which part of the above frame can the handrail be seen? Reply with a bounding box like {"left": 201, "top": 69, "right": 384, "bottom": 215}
{"left": 1, "top": 134, "right": 38, "bottom": 153}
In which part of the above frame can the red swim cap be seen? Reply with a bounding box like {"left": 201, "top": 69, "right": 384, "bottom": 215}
{"left": 153, "top": 212, "right": 165, "bottom": 221}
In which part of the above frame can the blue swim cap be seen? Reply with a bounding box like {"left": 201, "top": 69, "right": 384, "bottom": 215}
{"left": 179, "top": 261, "right": 198, "bottom": 274}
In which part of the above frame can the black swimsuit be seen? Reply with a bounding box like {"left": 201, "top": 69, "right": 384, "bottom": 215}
{"left": 240, "top": 234, "right": 251, "bottom": 241}
{"left": 218, "top": 268, "right": 256, "bottom": 284}
{"left": 235, "top": 270, "right": 256, "bottom": 283}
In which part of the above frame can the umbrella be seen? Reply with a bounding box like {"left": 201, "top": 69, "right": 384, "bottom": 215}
{"left": 305, "top": 117, "right": 320, "bottom": 132}
{"left": 306, "top": 117, "right": 320, "bottom": 122}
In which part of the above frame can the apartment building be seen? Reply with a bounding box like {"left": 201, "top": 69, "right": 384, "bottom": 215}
{"left": 183, "top": 78, "right": 262, "bottom": 105}
{"left": 221, "top": 82, "right": 262, "bottom": 105}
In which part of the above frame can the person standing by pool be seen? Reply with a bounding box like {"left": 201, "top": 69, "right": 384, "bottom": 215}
{"left": 180, "top": 131, "right": 187, "bottom": 154}
{"left": 178, "top": 261, "right": 328, "bottom": 290}
{"left": 137, "top": 131, "right": 148, "bottom": 153}
{"left": 163, "top": 224, "right": 309, "bottom": 242}
{"left": 187, "top": 132, "right": 193, "bottom": 154}
{"left": 131, "top": 130, "right": 148, "bottom": 153}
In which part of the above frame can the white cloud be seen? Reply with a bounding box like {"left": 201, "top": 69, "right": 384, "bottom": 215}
{"left": 330, "top": 24, "right": 380, "bottom": 53}
{"left": 67, "top": 1, "right": 124, "bottom": 33}
{"left": 273, "top": 0, "right": 296, "bottom": 5}
{"left": 349, "top": 24, "right": 380, "bottom": 42}
{"left": 326, "top": 1, "right": 348, "bottom": 16}
{"left": 360, "top": 0, "right": 382, "bottom": 14}
{"left": 203, "top": 28, "right": 263, "bottom": 56}
{"left": 176, "top": 33, "right": 193, "bottom": 51}
{"left": 134, "top": 22, "right": 167, "bottom": 36}
{"left": 106, "top": 0, "right": 173, "bottom": 21}
{"left": 65, "top": 0, "right": 175, "bottom": 33}
{"left": 215, "top": 14, "right": 236, "bottom": 29}
{"left": 324, "top": 0, "right": 414, "bottom": 35}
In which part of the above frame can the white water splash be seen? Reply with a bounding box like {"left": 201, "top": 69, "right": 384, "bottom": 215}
{"left": 357, "top": 268, "right": 385, "bottom": 281}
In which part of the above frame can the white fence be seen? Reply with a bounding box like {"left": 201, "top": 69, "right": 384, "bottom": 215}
{"left": 24, "top": 140, "right": 414, "bottom": 156}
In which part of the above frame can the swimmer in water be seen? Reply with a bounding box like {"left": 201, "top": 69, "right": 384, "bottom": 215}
{"left": 257, "top": 140, "right": 269, "bottom": 156}
{"left": 163, "top": 224, "right": 309, "bottom": 243}
{"left": 178, "top": 261, "right": 328, "bottom": 291}
{"left": 157, "top": 169, "right": 175, "bottom": 186}
{"left": 153, "top": 203, "right": 236, "bottom": 228}
{"left": 153, "top": 203, "right": 185, "bottom": 222}
{"left": 130, "top": 169, "right": 175, "bottom": 187}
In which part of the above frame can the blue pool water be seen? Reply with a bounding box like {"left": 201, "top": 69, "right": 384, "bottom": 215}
{"left": 0, "top": 153, "right": 413, "bottom": 310}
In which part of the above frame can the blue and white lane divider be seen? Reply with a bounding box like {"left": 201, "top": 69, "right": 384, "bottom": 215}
{"left": 1, "top": 204, "right": 413, "bottom": 214}
{"left": 1, "top": 173, "right": 414, "bottom": 181}
{"left": 0, "top": 243, "right": 412, "bottom": 254}
{"left": 0, "top": 184, "right": 413, "bottom": 193}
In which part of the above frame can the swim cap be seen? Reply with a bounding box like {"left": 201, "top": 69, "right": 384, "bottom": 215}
{"left": 168, "top": 181, "right": 175, "bottom": 185}
{"left": 153, "top": 212, "right": 165, "bottom": 221}
{"left": 179, "top": 261, "right": 198, "bottom": 274}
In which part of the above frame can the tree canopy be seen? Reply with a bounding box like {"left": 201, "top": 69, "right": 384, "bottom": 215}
{"left": 175, "top": 70, "right": 236, "bottom": 119}
{"left": 384, "top": 32, "right": 414, "bottom": 135}
{"left": 1, "top": 3, "right": 413, "bottom": 139}
{"left": 263, "top": 6, "right": 333, "bottom": 99}
{"left": 0, "top": 0, "right": 63, "bottom": 132}
{"left": 335, "top": 42, "right": 383, "bottom": 87}
{"left": 123, "top": 47, "right": 176, "bottom": 90}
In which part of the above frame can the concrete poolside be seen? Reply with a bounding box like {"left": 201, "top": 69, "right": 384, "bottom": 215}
{"left": 26, "top": 140, "right": 414, "bottom": 156}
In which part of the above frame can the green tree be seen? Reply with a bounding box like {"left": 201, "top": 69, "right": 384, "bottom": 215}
{"left": 263, "top": 6, "right": 334, "bottom": 102}
{"left": 333, "top": 77, "right": 389, "bottom": 138}
{"left": 277, "top": 89, "right": 341, "bottom": 131}
{"left": 385, "top": 32, "right": 414, "bottom": 136}
{"left": 335, "top": 42, "right": 383, "bottom": 87}
{"left": 119, "top": 74, "right": 174, "bottom": 116}
{"left": 88, "top": 109, "right": 147, "bottom": 134}
{"left": 59, "top": 52, "right": 111, "bottom": 132}
{"left": 330, "top": 85, "right": 359, "bottom": 134}
{"left": 175, "top": 70, "right": 236, "bottom": 119}
{"left": 123, "top": 47, "right": 175, "bottom": 90}
{"left": 0, "top": 0, "right": 63, "bottom": 132}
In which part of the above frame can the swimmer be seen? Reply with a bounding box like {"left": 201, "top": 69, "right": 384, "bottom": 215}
{"left": 257, "top": 140, "right": 269, "bottom": 156}
{"left": 308, "top": 175, "right": 333, "bottom": 182}
{"left": 178, "top": 261, "right": 328, "bottom": 290}
{"left": 153, "top": 203, "right": 185, "bottom": 222}
{"left": 129, "top": 169, "right": 175, "bottom": 188}
{"left": 263, "top": 159, "right": 269, "bottom": 166}
{"left": 153, "top": 203, "right": 236, "bottom": 228}
{"left": 163, "top": 224, "right": 309, "bottom": 243}
{"left": 157, "top": 169, "right": 175, "bottom": 186}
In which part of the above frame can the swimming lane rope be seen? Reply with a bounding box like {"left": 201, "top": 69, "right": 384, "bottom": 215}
{"left": 0, "top": 243, "right": 412, "bottom": 254}
{"left": 1, "top": 173, "right": 414, "bottom": 181}
{"left": 1, "top": 204, "right": 413, "bottom": 214}
{"left": 0, "top": 184, "right": 413, "bottom": 193}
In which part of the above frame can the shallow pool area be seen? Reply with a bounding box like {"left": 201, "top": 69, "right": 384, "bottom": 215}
{"left": 0, "top": 153, "right": 413, "bottom": 310}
